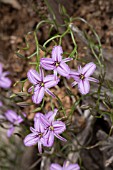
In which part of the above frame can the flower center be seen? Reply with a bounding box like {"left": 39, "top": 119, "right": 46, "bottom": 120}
{"left": 49, "top": 126, "right": 54, "bottom": 131}
{"left": 38, "top": 133, "right": 43, "bottom": 138}
{"left": 41, "top": 82, "right": 44, "bottom": 87}
{"left": 55, "top": 62, "right": 59, "bottom": 67}
{"left": 80, "top": 74, "right": 85, "bottom": 80}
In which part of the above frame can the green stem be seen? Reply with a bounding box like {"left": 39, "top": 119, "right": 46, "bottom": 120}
{"left": 43, "top": 35, "right": 61, "bottom": 48}
{"left": 34, "top": 31, "right": 40, "bottom": 71}
{"left": 27, "top": 51, "right": 37, "bottom": 59}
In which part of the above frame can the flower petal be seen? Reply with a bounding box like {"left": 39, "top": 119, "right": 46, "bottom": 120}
{"left": 54, "top": 133, "right": 67, "bottom": 142}
{"left": 44, "top": 75, "right": 59, "bottom": 88}
{"left": 34, "top": 113, "right": 45, "bottom": 132}
{"left": 2, "top": 71, "right": 10, "bottom": 77}
{"left": 62, "top": 57, "right": 73, "bottom": 63}
{"left": 69, "top": 70, "right": 80, "bottom": 80}
{"left": 34, "top": 112, "right": 42, "bottom": 122}
{"left": 78, "top": 79, "right": 90, "bottom": 95}
{"left": 40, "top": 114, "right": 50, "bottom": 127}
{"left": 39, "top": 67, "right": 44, "bottom": 81}
{"left": 45, "top": 109, "right": 58, "bottom": 123}
{"left": 24, "top": 133, "right": 39, "bottom": 146}
{"left": 72, "top": 75, "right": 80, "bottom": 82}
{"left": 45, "top": 88, "right": 55, "bottom": 98}
{"left": 50, "top": 163, "right": 62, "bottom": 170}
{"left": 16, "top": 115, "right": 23, "bottom": 124}
{"left": 43, "top": 131, "right": 54, "bottom": 147}
{"left": 78, "top": 65, "right": 82, "bottom": 74}
{"left": 66, "top": 164, "right": 80, "bottom": 170}
{"left": 71, "top": 81, "right": 78, "bottom": 87}
{"left": 34, "top": 84, "right": 40, "bottom": 92}
{"left": 7, "top": 126, "right": 14, "bottom": 137}
{"left": 30, "top": 127, "right": 36, "bottom": 133}
{"left": 82, "top": 62, "right": 96, "bottom": 77}
{"left": 54, "top": 69, "right": 58, "bottom": 78}
{"left": 52, "top": 46, "right": 63, "bottom": 62}
{"left": 57, "top": 62, "right": 70, "bottom": 77}
{"left": 40, "top": 58, "right": 55, "bottom": 70}
{"left": 32, "top": 87, "right": 45, "bottom": 104}
{"left": 53, "top": 121, "right": 66, "bottom": 134}
{"left": 28, "top": 86, "right": 33, "bottom": 92}
{"left": 87, "top": 77, "right": 99, "bottom": 83}
{"left": 27, "top": 69, "right": 41, "bottom": 85}
{"left": 5, "top": 110, "right": 18, "bottom": 123}
{"left": 0, "top": 77, "right": 11, "bottom": 89}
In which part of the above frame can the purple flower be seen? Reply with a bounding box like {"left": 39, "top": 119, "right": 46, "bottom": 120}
{"left": 4, "top": 110, "right": 24, "bottom": 137}
{"left": 0, "top": 63, "right": 11, "bottom": 89}
{"left": 24, "top": 113, "right": 49, "bottom": 153}
{"left": 35, "top": 109, "right": 67, "bottom": 147}
{"left": 69, "top": 62, "right": 99, "bottom": 95}
{"left": 27, "top": 67, "right": 59, "bottom": 104}
{"left": 24, "top": 109, "right": 66, "bottom": 153}
{"left": 40, "top": 46, "right": 72, "bottom": 77}
{"left": 50, "top": 161, "right": 80, "bottom": 170}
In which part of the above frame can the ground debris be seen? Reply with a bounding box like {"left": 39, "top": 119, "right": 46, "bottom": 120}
{"left": 0, "top": 0, "right": 21, "bottom": 10}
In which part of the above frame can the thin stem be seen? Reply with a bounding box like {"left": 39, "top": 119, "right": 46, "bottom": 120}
{"left": 34, "top": 31, "right": 40, "bottom": 71}
{"left": 43, "top": 35, "right": 61, "bottom": 48}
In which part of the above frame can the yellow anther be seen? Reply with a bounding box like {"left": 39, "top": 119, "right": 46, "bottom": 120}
{"left": 49, "top": 126, "right": 54, "bottom": 131}
{"left": 55, "top": 62, "right": 59, "bottom": 67}
{"left": 80, "top": 74, "right": 84, "bottom": 80}
{"left": 39, "top": 133, "right": 43, "bottom": 138}
{"left": 41, "top": 82, "right": 44, "bottom": 87}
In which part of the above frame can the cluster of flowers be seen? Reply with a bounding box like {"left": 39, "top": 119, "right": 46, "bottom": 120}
{"left": 0, "top": 46, "right": 98, "bottom": 169}
{"left": 27, "top": 46, "right": 98, "bottom": 104}
{"left": 24, "top": 109, "right": 80, "bottom": 169}
{"left": 23, "top": 45, "right": 98, "bottom": 169}
{"left": 24, "top": 109, "right": 66, "bottom": 153}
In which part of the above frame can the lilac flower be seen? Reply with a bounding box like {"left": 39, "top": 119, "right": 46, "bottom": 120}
{"left": 69, "top": 62, "right": 99, "bottom": 95}
{"left": 0, "top": 63, "right": 11, "bottom": 89}
{"left": 24, "top": 109, "right": 66, "bottom": 153}
{"left": 4, "top": 110, "right": 24, "bottom": 137}
{"left": 50, "top": 161, "right": 80, "bottom": 170}
{"left": 24, "top": 113, "right": 49, "bottom": 153}
{"left": 27, "top": 67, "right": 59, "bottom": 104}
{"left": 40, "top": 46, "right": 72, "bottom": 77}
{"left": 35, "top": 109, "right": 67, "bottom": 147}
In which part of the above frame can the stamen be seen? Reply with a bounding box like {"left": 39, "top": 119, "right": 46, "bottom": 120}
{"left": 39, "top": 133, "right": 43, "bottom": 138}
{"left": 41, "top": 82, "right": 44, "bottom": 87}
{"left": 80, "top": 74, "right": 84, "bottom": 80}
{"left": 49, "top": 126, "right": 54, "bottom": 131}
{"left": 55, "top": 62, "right": 59, "bottom": 67}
